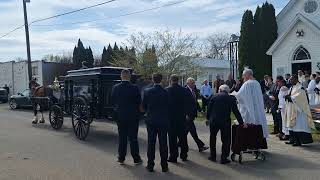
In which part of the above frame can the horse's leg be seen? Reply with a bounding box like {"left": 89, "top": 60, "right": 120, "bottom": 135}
{"left": 32, "top": 102, "right": 38, "bottom": 124}
{"left": 39, "top": 103, "right": 45, "bottom": 123}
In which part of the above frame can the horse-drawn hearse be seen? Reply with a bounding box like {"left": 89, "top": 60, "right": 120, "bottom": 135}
{"left": 48, "top": 67, "right": 137, "bottom": 140}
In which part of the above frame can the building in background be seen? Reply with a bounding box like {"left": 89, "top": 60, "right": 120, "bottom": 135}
{"left": 267, "top": 0, "right": 320, "bottom": 77}
{"left": 181, "top": 57, "right": 230, "bottom": 88}
{"left": 0, "top": 60, "right": 76, "bottom": 95}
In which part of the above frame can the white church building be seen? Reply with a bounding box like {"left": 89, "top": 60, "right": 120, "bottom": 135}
{"left": 267, "top": 0, "right": 320, "bottom": 77}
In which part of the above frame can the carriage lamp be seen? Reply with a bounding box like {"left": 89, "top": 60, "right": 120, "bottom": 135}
{"left": 296, "top": 30, "right": 304, "bottom": 37}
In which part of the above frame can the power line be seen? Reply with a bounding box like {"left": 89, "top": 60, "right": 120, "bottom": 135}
{"left": 29, "top": 0, "right": 116, "bottom": 25}
{"left": 31, "top": 0, "right": 188, "bottom": 27}
{"left": 0, "top": 0, "right": 117, "bottom": 39}
{"left": 0, "top": 25, "right": 25, "bottom": 39}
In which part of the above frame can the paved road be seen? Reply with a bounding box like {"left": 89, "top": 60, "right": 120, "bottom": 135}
{"left": 0, "top": 103, "right": 319, "bottom": 180}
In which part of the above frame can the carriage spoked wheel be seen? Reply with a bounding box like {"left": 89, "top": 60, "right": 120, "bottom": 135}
{"left": 49, "top": 105, "right": 64, "bottom": 130}
{"left": 231, "top": 153, "right": 236, "bottom": 162}
{"left": 72, "top": 97, "right": 91, "bottom": 140}
{"left": 239, "top": 152, "right": 243, "bottom": 164}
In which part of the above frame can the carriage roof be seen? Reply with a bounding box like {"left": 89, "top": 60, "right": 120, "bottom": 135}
{"left": 63, "top": 67, "right": 133, "bottom": 81}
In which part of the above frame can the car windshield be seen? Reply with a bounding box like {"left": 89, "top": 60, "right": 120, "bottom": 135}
{"left": 22, "top": 90, "right": 30, "bottom": 97}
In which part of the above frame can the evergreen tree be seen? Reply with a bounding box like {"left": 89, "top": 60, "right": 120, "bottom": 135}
{"left": 238, "top": 3, "right": 277, "bottom": 79}
{"left": 101, "top": 46, "right": 108, "bottom": 66}
{"left": 140, "top": 45, "right": 158, "bottom": 79}
{"left": 238, "top": 10, "right": 255, "bottom": 77}
{"left": 253, "top": 6, "right": 262, "bottom": 78}
{"left": 128, "top": 47, "right": 137, "bottom": 66}
{"left": 113, "top": 42, "right": 119, "bottom": 52}
{"left": 86, "top": 46, "right": 94, "bottom": 68}
{"left": 257, "top": 2, "right": 278, "bottom": 78}
{"left": 72, "top": 39, "right": 86, "bottom": 67}
{"left": 72, "top": 46, "right": 79, "bottom": 65}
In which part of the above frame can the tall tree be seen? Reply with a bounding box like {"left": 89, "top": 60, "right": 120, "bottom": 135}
{"left": 100, "top": 46, "right": 108, "bottom": 66}
{"left": 255, "top": 2, "right": 278, "bottom": 78}
{"left": 72, "top": 39, "right": 86, "bottom": 67}
{"left": 238, "top": 10, "right": 255, "bottom": 77}
{"left": 101, "top": 45, "right": 114, "bottom": 67}
{"left": 86, "top": 46, "right": 94, "bottom": 68}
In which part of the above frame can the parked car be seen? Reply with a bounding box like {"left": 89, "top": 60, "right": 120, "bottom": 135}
{"left": 0, "top": 88, "right": 8, "bottom": 103}
{"left": 9, "top": 89, "right": 32, "bottom": 109}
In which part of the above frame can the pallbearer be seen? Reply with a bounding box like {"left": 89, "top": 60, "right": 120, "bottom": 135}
{"left": 284, "top": 74, "right": 314, "bottom": 146}
{"left": 166, "top": 75, "right": 189, "bottom": 163}
{"left": 143, "top": 73, "right": 169, "bottom": 172}
{"left": 111, "top": 69, "right": 143, "bottom": 165}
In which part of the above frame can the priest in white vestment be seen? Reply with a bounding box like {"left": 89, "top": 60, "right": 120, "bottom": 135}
{"left": 307, "top": 77, "right": 317, "bottom": 105}
{"left": 236, "top": 69, "right": 269, "bottom": 138}
{"left": 278, "top": 84, "right": 289, "bottom": 139}
{"left": 314, "top": 78, "right": 320, "bottom": 105}
{"left": 284, "top": 74, "right": 314, "bottom": 146}
{"left": 298, "top": 70, "right": 305, "bottom": 83}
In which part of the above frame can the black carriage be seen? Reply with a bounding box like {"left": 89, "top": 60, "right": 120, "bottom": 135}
{"left": 49, "top": 67, "right": 135, "bottom": 140}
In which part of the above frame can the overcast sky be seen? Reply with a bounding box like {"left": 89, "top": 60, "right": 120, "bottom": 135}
{"left": 0, "top": 0, "right": 289, "bottom": 61}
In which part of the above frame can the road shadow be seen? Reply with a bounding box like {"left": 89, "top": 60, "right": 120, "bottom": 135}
{"left": 174, "top": 160, "right": 231, "bottom": 179}
{"left": 122, "top": 164, "right": 194, "bottom": 180}
{"left": 228, "top": 151, "right": 319, "bottom": 179}
{"left": 300, "top": 143, "right": 320, "bottom": 153}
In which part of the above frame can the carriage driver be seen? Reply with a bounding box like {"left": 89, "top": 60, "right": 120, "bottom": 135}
{"left": 30, "top": 77, "right": 45, "bottom": 124}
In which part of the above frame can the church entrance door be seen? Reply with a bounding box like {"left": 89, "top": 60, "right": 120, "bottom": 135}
{"left": 292, "top": 62, "right": 311, "bottom": 75}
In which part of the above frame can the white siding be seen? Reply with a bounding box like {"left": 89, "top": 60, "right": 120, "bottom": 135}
{"left": 0, "top": 61, "right": 43, "bottom": 94}
{"left": 195, "top": 67, "right": 230, "bottom": 88}
{"left": 272, "top": 20, "right": 320, "bottom": 78}
{"left": 0, "top": 62, "right": 14, "bottom": 95}
{"left": 278, "top": 0, "right": 320, "bottom": 36}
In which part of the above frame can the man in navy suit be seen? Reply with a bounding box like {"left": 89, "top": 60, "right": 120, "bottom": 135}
{"left": 111, "top": 69, "right": 142, "bottom": 165}
{"left": 166, "top": 74, "right": 189, "bottom": 163}
{"left": 185, "top": 77, "right": 209, "bottom": 152}
{"left": 143, "top": 73, "right": 169, "bottom": 172}
{"left": 206, "top": 84, "right": 245, "bottom": 164}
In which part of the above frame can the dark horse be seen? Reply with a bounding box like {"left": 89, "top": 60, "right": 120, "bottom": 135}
{"left": 30, "top": 80, "right": 54, "bottom": 124}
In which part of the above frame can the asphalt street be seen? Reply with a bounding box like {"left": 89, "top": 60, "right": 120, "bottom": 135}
{"left": 0, "top": 103, "right": 320, "bottom": 180}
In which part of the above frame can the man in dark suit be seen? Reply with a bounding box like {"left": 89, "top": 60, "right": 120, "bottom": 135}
{"left": 206, "top": 84, "right": 245, "bottom": 164}
{"left": 166, "top": 74, "right": 189, "bottom": 163}
{"left": 143, "top": 73, "right": 169, "bottom": 172}
{"left": 185, "top": 77, "right": 209, "bottom": 152}
{"left": 269, "top": 75, "right": 284, "bottom": 135}
{"left": 111, "top": 69, "right": 142, "bottom": 165}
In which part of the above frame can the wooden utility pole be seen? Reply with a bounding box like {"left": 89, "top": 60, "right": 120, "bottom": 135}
{"left": 23, "top": 0, "right": 32, "bottom": 84}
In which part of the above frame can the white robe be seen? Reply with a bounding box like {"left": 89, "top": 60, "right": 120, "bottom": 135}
{"left": 278, "top": 86, "right": 289, "bottom": 135}
{"left": 307, "top": 79, "right": 317, "bottom": 105}
{"left": 284, "top": 83, "right": 314, "bottom": 133}
{"left": 299, "top": 75, "right": 305, "bottom": 84}
{"left": 315, "top": 82, "right": 320, "bottom": 105}
{"left": 236, "top": 79, "right": 269, "bottom": 138}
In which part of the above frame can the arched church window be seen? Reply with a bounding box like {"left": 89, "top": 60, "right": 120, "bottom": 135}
{"left": 293, "top": 46, "right": 311, "bottom": 60}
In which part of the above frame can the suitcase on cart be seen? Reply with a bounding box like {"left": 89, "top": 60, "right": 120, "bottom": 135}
{"left": 231, "top": 124, "right": 268, "bottom": 164}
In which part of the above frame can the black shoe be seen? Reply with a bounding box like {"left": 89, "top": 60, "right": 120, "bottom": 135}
{"left": 292, "top": 143, "right": 302, "bottom": 147}
{"left": 117, "top": 159, "right": 125, "bottom": 165}
{"left": 167, "top": 159, "right": 178, "bottom": 163}
{"left": 162, "top": 166, "right": 169, "bottom": 172}
{"left": 181, "top": 158, "right": 188, "bottom": 162}
{"left": 280, "top": 135, "right": 290, "bottom": 141}
{"left": 285, "top": 141, "right": 294, "bottom": 145}
{"left": 220, "top": 159, "right": 231, "bottom": 164}
{"left": 146, "top": 166, "right": 154, "bottom": 172}
{"left": 199, "top": 146, "right": 209, "bottom": 152}
{"left": 134, "top": 159, "right": 143, "bottom": 165}
{"left": 208, "top": 157, "right": 216, "bottom": 162}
